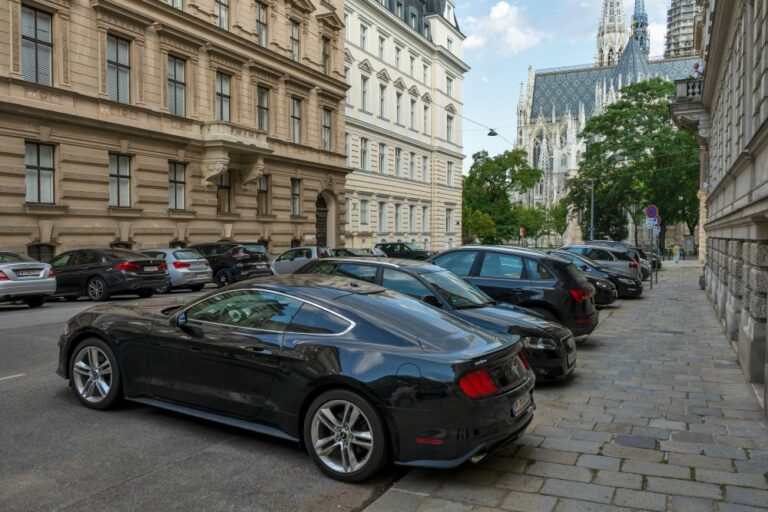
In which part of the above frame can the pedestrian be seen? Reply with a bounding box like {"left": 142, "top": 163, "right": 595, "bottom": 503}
{"left": 673, "top": 244, "right": 681, "bottom": 264}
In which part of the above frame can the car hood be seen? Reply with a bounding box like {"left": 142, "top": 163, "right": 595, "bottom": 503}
{"left": 451, "top": 304, "right": 569, "bottom": 339}
{"left": 85, "top": 295, "right": 190, "bottom": 317}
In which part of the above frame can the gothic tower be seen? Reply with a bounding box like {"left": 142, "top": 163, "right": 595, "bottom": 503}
{"left": 631, "top": 0, "right": 651, "bottom": 55}
{"left": 595, "top": 0, "right": 628, "bottom": 67}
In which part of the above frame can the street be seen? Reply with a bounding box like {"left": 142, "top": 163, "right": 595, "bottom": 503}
{"left": 0, "top": 292, "right": 399, "bottom": 512}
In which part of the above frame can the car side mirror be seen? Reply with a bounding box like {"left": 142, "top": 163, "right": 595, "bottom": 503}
{"left": 422, "top": 295, "right": 442, "bottom": 308}
{"left": 581, "top": 265, "right": 589, "bottom": 271}
{"left": 171, "top": 310, "right": 188, "bottom": 327}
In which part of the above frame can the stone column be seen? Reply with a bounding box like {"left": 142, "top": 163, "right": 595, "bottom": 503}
{"left": 726, "top": 240, "right": 744, "bottom": 342}
{"left": 738, "top": 242, "right": 767, "bottom": 384}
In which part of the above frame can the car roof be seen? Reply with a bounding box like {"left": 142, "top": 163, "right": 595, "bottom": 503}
{"left": 308, "top": 257, "right": 443, "bottom": 274}
{"left": 458, "top": 245, "right": 566, "bottom": 262}
{"left": 227, "top": 274, "right": 385, "bottom": 300}
{"left": 564, "top": 244, "right": 629, "bottom": 252}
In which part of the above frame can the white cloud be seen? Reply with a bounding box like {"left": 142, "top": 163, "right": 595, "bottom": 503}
{"left": 648, "top": 22, "right": 666, "bottom": 56}
{"left": 464, "top": 2, "right": 546, "bottom": 55}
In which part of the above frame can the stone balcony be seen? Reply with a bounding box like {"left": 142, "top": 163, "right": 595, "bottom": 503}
{"left": 202, "top": 122, "right": 271, "bottom": 153}
{"left": 670, "top": 78, "right": 710, "bottom": 138}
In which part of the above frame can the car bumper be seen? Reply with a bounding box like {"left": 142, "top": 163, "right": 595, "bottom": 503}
{"left": 0, "top": 278, "right": 57, "bottom": 300}
{"left": 594, "top": 289, "right": 617, "bottom": 306}
{"left": 172, "top": 270, "right": 213, "bottom": 287}
{"left": 526, "top": 343, "right": 576, "bottom": 382}
{"left": 233, "top": 267, "right": 273, "bottom": 281}
{"left": 617, "top": 283, "right": 643, "bottom": 298}
{"left": 108, "top": 273, "right": 167, "bottom": 293}
{"left": 568, "top": 310, "right": 599, "bottom": 337}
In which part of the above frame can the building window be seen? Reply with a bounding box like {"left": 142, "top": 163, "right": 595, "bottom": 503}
{"left": 107, "top": 34, "right": 130, "bottom": 104}
{"left": 215, "top": 72, "right": 231, "bottom": 122}
{"left": 378, "top": 201, "right": 387, "bottom": 231}
{"left": 410, "top": 99, "right": 416, "bottom": 129}
{"left": 422, "top": 64, "right": 428, "bottom": 84}
{"left": 421, "top": 206, "right": 428, "bottom": 232}
{"left": 395, "top": 47, "right": 402, "bottom": 69}
{"left": 360, "top": 199, "right": 369, "bottom": 225}
{"left": 344, "top": 14, "right": 349, "bottom": 39}
{"left": 447, "top": 38, "right": 453, "bottom": 52}
{"left": 257, "top": 86, "right": 269, "bottom": 131}
{"left": 446, "top": 115, "right": 454, "bottom": 142}
{"left": 21, "top": 6, "right": 53, "bottom": 86}
{"left": 322, "top": 108, "right": 332, "bottom": 151}
{"left": 360, "top": 24, "right": 367, "bottom": 50}
{"left": 167, "top": 55, "right": 186, "bottom": 116}
{"left": 447, "top": 161, "right": 454, "bottom": 186}
{"left": 215, "top": 0, "right": 229, "bottom": 29}
{"left": 255, "top": 2, "right": 268, "bottom": 46}
{"left": 446, "top": 75, "right": 453, "bottom": 96}
{"left": 409, "top": 152, "right": 415, "bottom": 179}
{"left": 396, "top": 2, "right": 403, "bottom": 17}
{"left": 168, "top": 161, "right": 186, "bottom": 210}
{"left": 256, "top": 175, "right": 269, "bottom": 215}
{"left": 360, "top": 137, "right": 369, "bottom": 170}
{"left": 409, "top": 56, "right": 415, "bottom": 77}
{"left": 291, "top": 178, "right": 301, "bottom": 216}
{"left": 360, "top": 76, "right": 368, "bottom": 111}
{"left": 410, "top": 13, "right": 417, "bottom": 29}
{"left": 345, "top": 132, "right": 351, "bottom": 165}
{"left": 28, "top": 243, "right": 55, "bottom": 263}
{"left": 165, "top": 0, "right": 183, "bottom": 8}
{"left": 379, "top": 84, "right": 387, "bottom": 117}
{"left": 290, "top": 20, "right": 300, "bottom": 61}
{"left": 395, "top": 204, "right": 402, "bottom": 232}
{"left": 378, "top": 37, "right": 386, "bottom": 60}
{"left": 395, "top": 148, "right": 402, "bottom": 176}
{"left": 290, "top": 97, "right": 302, "bottom": 143}
{"left": 217, "top": 170, "right": 231, "bottom": 213}
{"left": 409, "top": 205, "right": 415, "bottom": 232}
{"left": 395, "top": 92, "right": 402, "bottom": 124}
{"left": 378, "top": 143, "right": 386, "bottom": 173}
{"left": 422, "top": 156, "right": 429, "bottom": 182}
{"left": 322, "top": 37, "right": 331, "bottom": 75}
{"left": 24, "top": 142, "right": 54, "bottom": 204}
{"left": 423, "top": 105, "right": 429, "bottom": 134}
{"left": 108, "top": 153, "right": 131, "bottom": 208}
{"left": 445, "top": 208, "right": 454, "bottom": 232}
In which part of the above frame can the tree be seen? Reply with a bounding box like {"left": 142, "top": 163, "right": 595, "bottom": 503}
{"left": 565, "top": 78, "right": 700, "bottom": 249}
{"left": 549, "top": 201, "right": 569, "bottom": 237}
{"left": 462, "top": 208, "right": 496, "bottom": 244}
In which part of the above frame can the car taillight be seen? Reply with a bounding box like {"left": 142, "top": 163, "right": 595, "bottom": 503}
{"left": 0, "top": 270, "right": 8, "bottom": 281}
{"left": 459, "top": 368, "right": 499, "bottom": 399}
{"left": 48, "top": 269, "right": 55, "bottom": 277}
{"left": 159, "top": 262, "right": 167, "bottom": 271}
{"left": 629, "top": 262, "right": 639, "bottom": 269}
{"left": 115, "top": 262, "right": 141, "bottom": 272}
{"left": 173, "top": 261, "right": 192, "bottom": 269}
{"left": 570, "top": 288, "right": 593, "bottom": 302}
{"left": 518, "top": 353, "right": 531, "bottom": 371}
{"left": 202, "top": 260, "right": 210, "bottom": 267}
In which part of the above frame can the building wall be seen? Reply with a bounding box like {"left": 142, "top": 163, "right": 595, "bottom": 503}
{"left": 342, "top": 0, "right": 467, "bottom": 251}
{"left": 0, "top": 0, "right": 349, "bottom": 257}
{"left": 665, "top": 0, "right": 700, "bottom": 59}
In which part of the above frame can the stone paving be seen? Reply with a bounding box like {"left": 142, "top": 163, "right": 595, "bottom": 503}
{"left": 365, "top": 262, "right": 768, "bottom": 512}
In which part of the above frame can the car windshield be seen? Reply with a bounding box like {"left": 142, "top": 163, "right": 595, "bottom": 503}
{"left": 241, "top": 244, "right": 267, "bottom": 255}
{"left": 174, "top": 250, "right": 203, "bottom": 260}
{"left": 0, "top": 252, "right": 35, "bottom": 263}
{"left": 422, "top": 270, "right": 494, "bottom": 309}
{"left": 104, "top": 250, "right": 146, "bottom": 260}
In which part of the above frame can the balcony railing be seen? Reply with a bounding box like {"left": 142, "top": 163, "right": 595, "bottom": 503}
{"left": 675, "top": 78, "right": 703, "bottom": 102}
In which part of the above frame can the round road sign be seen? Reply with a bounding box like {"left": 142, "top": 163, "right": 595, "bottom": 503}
{"left": 646, "top": 205, "right": 659, "bottom": 218}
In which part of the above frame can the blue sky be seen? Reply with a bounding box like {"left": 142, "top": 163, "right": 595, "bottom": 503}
{"left": 456, "top": 0, "right": 673, "bottom": 171}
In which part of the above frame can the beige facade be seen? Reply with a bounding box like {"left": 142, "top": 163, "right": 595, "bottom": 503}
{"left": 0, "top": 0, "right": 349, "bottom": 258}
{"left": 342, "top": 0, "right": 467, "bottom": 251}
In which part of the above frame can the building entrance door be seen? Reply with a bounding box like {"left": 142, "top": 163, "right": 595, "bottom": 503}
{"left": 316, "top": 195, "right": 328, "bottom": 247}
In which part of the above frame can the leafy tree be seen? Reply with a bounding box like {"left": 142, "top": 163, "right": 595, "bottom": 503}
{"left": 462, "top": 208, "right": 496, "bottom": 244}
{"left": 549, "top": 201, "right": 569, "bottom": 237}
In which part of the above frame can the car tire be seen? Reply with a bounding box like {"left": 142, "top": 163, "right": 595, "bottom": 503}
{"left": 64, "top": 295, "right": 79, "bottom": 302}
{"left": 189, "top": 284, "right": 206, "bottom": 292}
{"left": 155, "top": 281, "right": 172, "bottom": 294}
{"left": 530, "top": 307, "right": 560, "bottom": 323}
{"left": 86, "top": 277, "right": 109, "bottom": 302}
{"left": 214, "top": 269, "right": 233, "bottom": 288}
{"left": 137, "top": 288, "right": 154, "bottom": 299}
{"left": 304, "top": 389, "right": 389, "bottom": 483}
{"left": 23, "top": 296, "right": 46, "bottom": 308}
{"left": 69, "top": 337, "right": 122, "bottom": 410}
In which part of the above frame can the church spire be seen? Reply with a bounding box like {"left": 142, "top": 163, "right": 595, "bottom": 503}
{"left": 596, "top": 0, "right": 629, "bottom": 67}
{"left": 631, "top": 0, "right": 650, "bottom": 55}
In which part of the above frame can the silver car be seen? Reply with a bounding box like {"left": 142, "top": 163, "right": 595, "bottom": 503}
{"left": 141, "top": 248, "right": 212, "bottom": 293}
{"left": 561, "top": 245, "right": 642, "bottom": 280}
{"left": 0, "top": 252, "right": 56, "bottom": 307}
{"left": 272, "top": 246, "right": 335, "bottom": 275}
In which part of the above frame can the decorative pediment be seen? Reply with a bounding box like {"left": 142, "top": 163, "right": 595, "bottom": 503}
{"left": 249, "top": 63, "right": 281, "bottom": 86}
{"left": 376, "top": 69, "right": 391, "bottom": 82}
{"left": 444, "top": 103, "right": 457, "bottom": 114}
{"left": 408, "top": 85, "right": 420, "bottom": 97}
{"left": 358, "top": 59, "right": 373, "bottom": 74}
{"left": 421, "top": 93, "right": 432, "bottom": 103}
{"left": 344, "top": 48, "right": 355, "bottom": 64}
{"left": 205, "top": 43, "right": 247, "bottom": 70}
{"left": 393, "top": 78, "right": 406, "bottom": 90}
{"left": 317, "top": 11, "right": 344, "bottom": 31}
{"left": 153, "top": 23, "right": 206, "bottom": 55}
{"left": 91, "top": 0, "right": 153, "bottom": 37}
{"left": 285, "top": 0, "right": 316, "bottom": 14}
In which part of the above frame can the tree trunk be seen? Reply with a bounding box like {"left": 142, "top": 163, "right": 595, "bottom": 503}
{"left": 659, "top": 224, "right": 667, "bottom": 254}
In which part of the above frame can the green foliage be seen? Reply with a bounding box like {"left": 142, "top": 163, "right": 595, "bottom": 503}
{"left": 549, "top": 201, "right": 569, "bottom": 236}
{"left": 462, "top": 208, "right": 496, "bottom": 244}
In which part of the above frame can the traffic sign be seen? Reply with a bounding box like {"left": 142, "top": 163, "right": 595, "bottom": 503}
{"left": 653, "top": 226, "right": 661, "bottom": 235}
{"left": 645, "top": 217, "right": 659, "bottom": 228}
{"left": 646, "top": 205, "right": 659, "bottom": 218}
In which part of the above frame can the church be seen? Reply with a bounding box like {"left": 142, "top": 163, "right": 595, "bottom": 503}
{"left": 514, "top": 0, "right": 700, "bottom": 243}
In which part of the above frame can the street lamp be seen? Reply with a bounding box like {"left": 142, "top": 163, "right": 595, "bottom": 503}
{"left": 589, "top": 179, "right": 596, "bottom": 241}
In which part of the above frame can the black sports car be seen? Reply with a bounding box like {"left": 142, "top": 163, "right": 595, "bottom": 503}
{"left": 56, "top": 275, "right": 535, "bottom": 482}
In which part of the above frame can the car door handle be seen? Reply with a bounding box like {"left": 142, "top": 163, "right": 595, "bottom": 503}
{"left": 240, "top": 346, "right": 273, "bottom": 356}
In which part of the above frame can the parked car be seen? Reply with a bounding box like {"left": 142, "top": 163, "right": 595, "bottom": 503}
{"left": 588, "top": 275, "right": 617, "bottom": 306}
{"left": 333, "top": 248, "right": 386, "bottom": 257}
{"left": 374, "top": 242, "right": 431, "bottom": 260}
{"left": 429, "top": 246, "right": 599, "bottom": 338}
{"left": 272, "top": 246, "right": 335, "bottom": 275}
{"left": 189, "top": 242, "right": 272, "bottom": 287}
{"left": 0, "top": 252, "right": 56, "bottom": 308}
{"left": 140, "top": 249, "right": 212, "bottom": 293}
{"left": 560, "top": 245, "right": 642, "bottom": 281}
{"left": 587, "top": 240, "right": 658, "bottom": 274}
{"left": 296, "top": 258, "right": 577, "bottom": 381}
{"left": 549, "top": 250, "right": 643, "bottom": 299}
{"left": 49, "top": 249, "right": 167, "bottom": 301}
{"left": 56, "top": 275, "right": 535, "bottom": 482}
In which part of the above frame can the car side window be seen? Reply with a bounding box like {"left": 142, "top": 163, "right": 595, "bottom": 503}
{"left": 381, "top": 269, "right": 432, "bottom": 299}
{"left": 334, "top": 263, "right": 377, "bottom": 283}
{"left": 479, "top": 252, "right": 524, "bottom": 279}
{"left": 186, "top": 290, "right": 302, "bottom": 331}
{"left": 432, "top": 251, "right": 479, "bottom": 276}
{"left": 565, "top": 247, "right": 585, "bottom": 255}
{"left": 50, "top": 253, "right": 72, "bottom": 268}
{"left": 525, "top": 259, "right": 555, "bottom": 280}
{"left": 305, "top": 263, "right": 335, "bottom": 275}
{"left": 143, "top": 251, "right": 165, "bottom": 260}
{"left": 586, "top": 249, "right": 610, "bottom": 260}
{"left": 286, "top": 303, "right": 351, "bottom": 334}
{"left": 194, "top": 245, "right": 212, "bottom": 257}
{"left": 277, "top": 250, "right": 295, "bottom": 262}
{"left": 72, "top": 251, "right": 100, "bottom": 266}
{"left": 612, "top": 251, "right": 633, "bottom": 261}
{"left": 299, "top": 249, "right": 312, "bottom": 259}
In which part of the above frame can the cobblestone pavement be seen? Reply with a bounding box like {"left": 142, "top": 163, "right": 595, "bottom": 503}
{"left": 365, "top": 262, "right": 768, "bottom": 512}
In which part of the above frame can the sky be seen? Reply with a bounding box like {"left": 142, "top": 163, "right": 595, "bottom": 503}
{"left": 456, "top": 0, "right": 673, "bottom": 172}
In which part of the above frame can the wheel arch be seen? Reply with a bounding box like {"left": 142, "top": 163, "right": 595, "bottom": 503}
{"left": 62, "top": 329, "right": 116, "bottom": 379}
{"left": 518, "top": 301, "right": 561, "bottom": 322}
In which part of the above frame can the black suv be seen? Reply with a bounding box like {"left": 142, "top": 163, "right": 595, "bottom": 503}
{"left": 549, "top": 250, "right": 643, "bottom": 299}
{"left": 429, "top": 246, "right": 599, "bottom": 337}
{"left": 189, "top": 241, "right": 272, "bottom": 287}
{"left": 50, "top": 248, "right": 167, "bottom": 301}
{"left": 296, "top": 258, "right": 577, "bottom": 381}
{"left": 374, "top": 242, "right": 431, "bottom": 260}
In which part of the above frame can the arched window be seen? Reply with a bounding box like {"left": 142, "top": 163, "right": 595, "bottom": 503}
{"left": 532, "top": 131, "right": 544, "bottom": 169}
{"left": 27, "top": 243, "right": 55, "bottom": 263}
{"left": 608, "top": 48, "right": 615, "bottom": 66}
{"left": 560, "top": 155, "right": 567, "bottom": 168}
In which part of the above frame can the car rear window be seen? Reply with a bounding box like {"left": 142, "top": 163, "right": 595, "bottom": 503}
{"left": 242, "top": 244, "right": 267, "bottom": 255}
{"left": 563, "top": 263, "right": 590, "bottom": 287}
{"left": 174, "top": 250, "right": 203, "bottom": 260}
{"left": 0, "top": 252, "right": 35, "bottom": 263}
{"left": 612, "top": 251, "right": 633, "bottom": 261}
{"left": 104, "top": 250, "right": 146, "bottom": 260}
{"left": 286, "top": 303, "right": 351, "bottom": 334}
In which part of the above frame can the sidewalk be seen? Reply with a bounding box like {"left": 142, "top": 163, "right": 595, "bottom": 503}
{"left": 365, "top": 264, "right": 768, "bottom": 512}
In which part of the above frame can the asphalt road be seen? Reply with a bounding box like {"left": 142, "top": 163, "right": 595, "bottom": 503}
{"left": 0, "top": 292, "right": 401, "bottom": 512}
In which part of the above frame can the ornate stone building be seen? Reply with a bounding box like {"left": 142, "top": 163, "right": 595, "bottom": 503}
{"left": 0, "top": 0, "right": 348, "bottom": 258}
{"left": 595, "top": 0, "right": 628, "bottom": 67}
{"left": 342, "top": 0, "right": 467, "bottom": 251}
{"left": 665, "top": 0, "right": 701, "bottom": 58}
{"left": 671, "top": 0, "right": 768, "bottom": 417}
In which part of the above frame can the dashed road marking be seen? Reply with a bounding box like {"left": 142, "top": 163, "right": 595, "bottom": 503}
{"left": 0, "top": 373, "right": 25, "bottom": 382}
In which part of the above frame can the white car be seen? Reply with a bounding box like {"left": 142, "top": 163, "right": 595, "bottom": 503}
{"left": 272, "top": 246, "right": 334, "bottom": 275}
{"left": 0, "top": 252, "right": 57, "bottom": 308}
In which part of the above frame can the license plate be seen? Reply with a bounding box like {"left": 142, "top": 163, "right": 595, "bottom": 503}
{"left": 196, "top": 272, "right": 209, "bottom": 278}
{"left": 567, "top": 351, "right": 576, "bottom": 367}
{"left": 143, "top": 266, "right": 159, "bottom": 272}
{"left": 512, "top": 394, "right": 531, "bottom": 416}
{"left": 16, "top": 270, "right": 40, "bottom": 277}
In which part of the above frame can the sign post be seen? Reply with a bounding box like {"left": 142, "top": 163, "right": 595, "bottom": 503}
{"left": 645, "top": 205, "right": 661, "bottom": 289}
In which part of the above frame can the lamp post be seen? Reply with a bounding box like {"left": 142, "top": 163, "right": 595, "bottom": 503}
{"left": 589, "top": 179, "right": 595, "bottom": 241}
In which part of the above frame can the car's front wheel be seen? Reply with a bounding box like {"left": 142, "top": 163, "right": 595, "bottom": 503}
{"left": 214, "top": 269, "right": 233, "bottom": 288}
{"left": 69, "top": 338, "right": 121, "bottom": 410}
{"left": 137, "top": 288, "right": 154, "bottom": 299}
{"left": 304, "top": 390, "right": 389, "bottom": 482}
{"left": 86, "top": 277, "right": 109, "bottom": 301}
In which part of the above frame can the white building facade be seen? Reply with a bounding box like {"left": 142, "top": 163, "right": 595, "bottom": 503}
{"left": 343, "top": 0, "right": 468, "bottom": 251}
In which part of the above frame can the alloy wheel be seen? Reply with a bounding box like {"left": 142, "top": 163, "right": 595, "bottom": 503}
{"left": 72, "top": 346, "right": 112, "bottom": 403}
{"left": 87, "top": 278, "right": 105, "bottom": 300}
{"left": 215, "top": 270, "right": 231, "bottom": 287}
{"left": 310, "top": 400, "right": 374, "bottom": 474}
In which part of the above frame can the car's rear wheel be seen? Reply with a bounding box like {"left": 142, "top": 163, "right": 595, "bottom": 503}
{"left": 155, "top": 281, "right": 172, "bottom": 294}
{"left": 87, "top": 277, "right": 109, "bottom": 302}
{"left": 23, "top": 296, "right": 46, "bottom": 308}
{"left": 69, "top": 338, "right": 121, "bottom": 410}
{"left": 214, "top": 269, "right": 232, "bottom": 288}
{"left": 137, "top": 288, "right": 154, "bottom": 299}
{"left": 189, "top": 284, "right": 206, "bottom": 292}
{"left": 64, "top": 295, "right": 79, "bottom": 302}
{"left": 304, "top": 390, "right": 388, "bottom": 483}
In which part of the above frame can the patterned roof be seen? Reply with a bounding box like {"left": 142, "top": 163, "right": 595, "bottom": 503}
{"left": 530, "top": 56, "right": 699, "bottom": 118}
{"left": 612, "top": 36, "right": 652, "bottom": 83}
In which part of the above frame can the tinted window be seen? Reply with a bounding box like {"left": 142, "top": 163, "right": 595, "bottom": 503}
{"left": 50, "top": 253, "right": 73, "bottom": 267}
{"left": 186, "top": 290, "right": 302, "bottom": 331}
{"left": 334, "top": 263, "right": 377, "bottom": 283}
{"left": 479, "top": 252, "right": 524, "bottom": 279}
{"left": 432, "top": 251, "right": 479, "bottom": 276}
{"left": 586, "top": 249, "right": 612, "bottom": 260}
{"left": 286, "top": 303, "right": 351, "bottom": 334}
{"left": 174, "top": 250, "right": 203, "bottom": 260}
{"left": 143, "top": 251, "right": 166, "bottom": 260}
{"left": 104, "top": 250, "right": 145, "bottom": 261}
{"left": 612, "top": 251, "right": 633, "bottom": 262}
{"left": 564, "top": 247, "right": 586, "bottom": 256}
{"left": 422, "top": 270, "right": 491, "bottom": 308}
{"left": 194, "top": 245, "right": 214, "bottom": 256}
{"left": 296, "top": 248, "right": 312, "bottom": 259}
{"left": 525, "top": 259, "right": 555, "bottom": 280}
{"left": 381, "top": 269, "right": 432, "bottom": 299}
{"left": 73, "top": 251, "right": 102, "bottom": 265}
{"left": 242, "top": 244, "right": 267, "bottom": 255}
{"left": 563, "top": 263, "right": 590, "bottom": 287}
{"left": 277, "top": 250, "right": 296, "bottom": 262}
{"left": 304, "top": 263, "right": 335, "bottom": 275}
{"left": 0, "top": 252, "right": 35, "bottom": 263}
